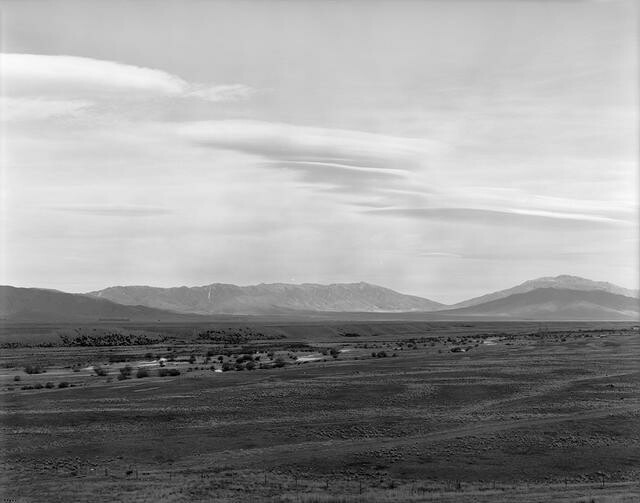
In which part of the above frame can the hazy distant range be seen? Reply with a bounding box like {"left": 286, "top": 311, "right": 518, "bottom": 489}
{"left": 1, "top": 275, "right": 638, "bottom": 322}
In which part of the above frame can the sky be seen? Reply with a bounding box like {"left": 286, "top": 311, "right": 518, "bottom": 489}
{"left": 0, "top": 0, "right": 638, "bottom": 304}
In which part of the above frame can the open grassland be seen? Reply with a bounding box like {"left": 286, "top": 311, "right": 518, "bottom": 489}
{"left": 1, "top": 321, "right": 639, "bottom": 502}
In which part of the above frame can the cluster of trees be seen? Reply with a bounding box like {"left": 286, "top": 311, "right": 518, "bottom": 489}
{"left": 19, "top": 381, "right": 70, "bottom": 390}
{"left": 114, "top": 365, "right": 180, "bottom": 379}
{"left": 197, "top": 327, "right": 285, "bottom": 344}
{"left": 24, "top": 365, "right": 46, "bottom": 374}
{"left": 59, "top": 333, "right": 163, "bottom": 347}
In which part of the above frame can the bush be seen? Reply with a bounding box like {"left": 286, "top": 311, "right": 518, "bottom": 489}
{"left": 45, "top": 382, "right": 54, "bottom": 389}
{"left": 222, "top": 362, "right": 233, "bottom": 372}
{"left": 159, "top": 368, "right": 181, "bottom": 377}
{"left": 93, "top": 365, "right": 108, "bottom": 376}
{"left": 144, "top": 352, "right": 154, "bottom": 359}
{"left": 34, "top": 383, "right": 44, "bottom": 389}
{"left": 136, "top": 368, "right": 149, "bottom": 378}
{"left": 119, "top": 365, "right": 133, "bottom": 379}
{"left": 377, "top": 351, "right": 387, "bottom": 358}
{"left": 13, "top": 375, "right": 21, "bottom": 381}
{"left": 188, "top": 355, "right": 196, "bottom": 364}
{"left": 58, "top": 381, "right": 70, "bottom": 388}
{"left": 24, "top": 365, "right": 44, "bottom": 374}
{"left": 236, "top": 354, "right": 254, "bottom": 364}
{"left": 245, "top": 361, "right": 256, "bottom": 371}
{"left": 235, "top": 363, "right": 245, "bottom": 371}
{"left": 217, "top": 355, "right": 224, "bottom": 362}
{"left": 274, "top": 357, "right": 286, "bottom": 368}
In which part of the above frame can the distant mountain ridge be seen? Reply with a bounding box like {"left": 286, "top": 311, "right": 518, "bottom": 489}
{"left": 450, "top": 275, "right": 639, "bottom": 309}
{"left": 0, "top": 285, "right": 191, "bottom": 322}
{"left": 444, "top": 287, "right": 639, "bottom": 321}
{"left": 88, "top": 282, "right": 445, "bottom": 315}
{"left": 2, "top": 275, "right": 638, "bottom": 322}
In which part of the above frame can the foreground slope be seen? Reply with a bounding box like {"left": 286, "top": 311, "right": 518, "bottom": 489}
{"left": 451, "top": 275, "right": 639, "bottom": 309}
{"left": 0, "top": 285, "right": 188, "bottom": 322}
{"left": 88, "top": 282, "right": 445, "bottom": 315}
{"left": 443, "top": 287, "right": 640, "bottom": 320}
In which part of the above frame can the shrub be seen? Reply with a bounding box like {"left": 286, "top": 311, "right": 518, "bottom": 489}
{"left": 235, "top": 363, "right": 245, "bottom": 371}
{"left": 188, "top": 355, "right": 196, "bottom": 364}
{"left": 236, "top": 354, "right": 253, "bottom": 363}
{"left": 377, "top": 351, "right": 387, "bottom": 358}
{"left": 34, "top": 383, "right": 44, "bottom": 389}
{"left": 371, "top": 352, "right": 377, "bottom": 358}
{"left": 245, "top": 361, "right": 256, "bottom": 371}
{"left": 93, "top": 365, "right": 108, "bottom": 376}
{"left": 24, "top": 365, "right": 44, "bottom": 374}
{"left": 217, "top": 355, "right": 224, "bottom": 362}
{"left": 13, "top": 375, "right": 21, "bottom": 382}
{"left": 58, "top": 381, "right": 70, "bottom": 388}
{"left": 206, "top": 349, "right": 216, "bottom": 357}
{"left": 159, "top": 368, "right": 180, "bottom": 376}
{"left": 144, "top": 352, "right": 154, "bottom": 359}
{"left": 45, "top": 382, "right": 54, "bottom": 389}
{"left": 136, "top": 368, "right": 149, "bottom": 378}
{"left": 274, "top": 357, "right": 286, "bottom": 368}
{"left": 119, "top": 365, "right": 133, "bottom": 378}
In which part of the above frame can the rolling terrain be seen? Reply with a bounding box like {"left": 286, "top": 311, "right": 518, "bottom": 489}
{"left": 1, "top": 320, "right": 638, "bottom": 502}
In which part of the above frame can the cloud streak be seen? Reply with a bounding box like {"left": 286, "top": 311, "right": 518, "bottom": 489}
{"left": 368, "top": 207, "right": 630, "bottom": 226}
{"left": 50, "top": 205, "right": 172, "bottom": 217}
{"left": 0, "top": 53, "right": 254, "bottom": 113}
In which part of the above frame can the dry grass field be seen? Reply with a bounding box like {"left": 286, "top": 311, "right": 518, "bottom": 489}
{"left": 1, "top": 321, "right": 639, "bottom": 502}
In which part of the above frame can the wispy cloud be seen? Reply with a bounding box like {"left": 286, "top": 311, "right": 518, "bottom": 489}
{"left": 50, "top": 205, "right": 172, "bottom": 217}
{"left": 368, "top": 207, "right": 630, "bottom": 226}
{"left": 0, "top": 97, "right": 91, "bottom": 122}
{"left": 177, "top": 119, "right": 436, "bottom": 197}
{"left": 0, "top": 53, "right": 255, "bottom": 116}
{"left": 175, "top": 119, "right": 634, "bottom": 227}
{"left": 177, "top": 120, "right": 436, "bottom": 168}
{"left": 419, "top": 252, "right": 463, "bottom": 258}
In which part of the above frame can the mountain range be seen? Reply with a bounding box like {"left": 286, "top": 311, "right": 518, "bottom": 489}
{"left": 88, "top": 282, "right": 445, "bottom": 315}
{"left": 1, "top": 275, "right": 638, "bottom": 322}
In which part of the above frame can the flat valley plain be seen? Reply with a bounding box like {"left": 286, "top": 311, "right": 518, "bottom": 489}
{"left": 1, "top": 320, "right": 639, "bottom": 502}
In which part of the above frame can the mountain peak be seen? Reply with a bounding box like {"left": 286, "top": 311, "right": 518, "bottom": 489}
{"left": 453, "top": 274, "right": 638, "bottom": 309}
